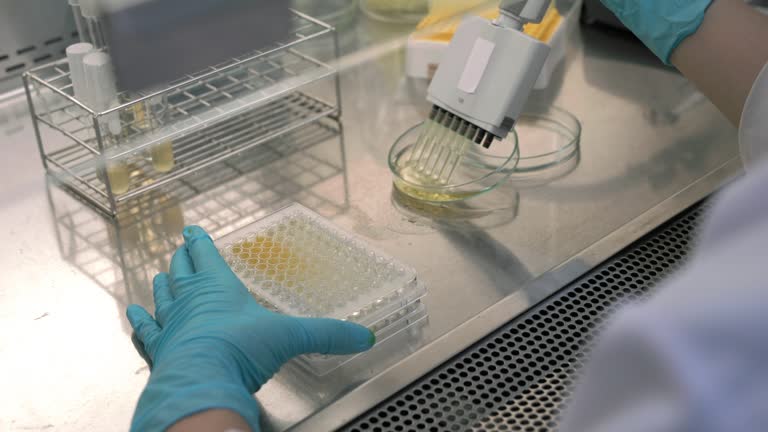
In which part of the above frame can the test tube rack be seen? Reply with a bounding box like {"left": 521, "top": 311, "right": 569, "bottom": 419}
{"left": 24, "top": 10, "right": 342, "bottom": 217}
{"left": 47, "top": 119, "right": 349, "bottom": 313}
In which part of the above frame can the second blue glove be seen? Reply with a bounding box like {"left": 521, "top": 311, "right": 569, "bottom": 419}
{"left": 601, "top": 0, "right": 714, "bottom": 64}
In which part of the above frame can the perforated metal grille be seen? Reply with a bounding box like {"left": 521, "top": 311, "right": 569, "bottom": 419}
{"left": 341, "top": 203, "right": 708, "bottom": 432}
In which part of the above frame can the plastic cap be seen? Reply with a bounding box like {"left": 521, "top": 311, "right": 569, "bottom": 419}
{"left": 66, "top": 43, "right": 94, "bottom": 103}
{"left": 83, "top": 51, "right": 114, "bottom": 112}
{"left": 83, "top": 52, "right": 122, "bottom": 135}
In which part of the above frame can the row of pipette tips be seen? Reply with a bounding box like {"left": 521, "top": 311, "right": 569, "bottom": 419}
{"left": 407, "top": 105, "right": 498, "bottom": 184}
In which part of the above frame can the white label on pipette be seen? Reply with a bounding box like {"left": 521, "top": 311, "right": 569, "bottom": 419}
{"left": 458, "top": 38, "right": 495, "bottom": 94}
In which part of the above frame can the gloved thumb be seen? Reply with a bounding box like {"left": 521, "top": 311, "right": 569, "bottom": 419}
{"left": 291, "top": 317, "right": 376, "bottom": 356}
{"left": 126, "top": 304, "right": 161, "bottom": 356}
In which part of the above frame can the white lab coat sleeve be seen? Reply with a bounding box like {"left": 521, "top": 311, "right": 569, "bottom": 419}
{"left": 739, "top": 61, "right": 768, "bottom": 169}
{"left": 559, "top": 69, "right": 768, "bottom": 432}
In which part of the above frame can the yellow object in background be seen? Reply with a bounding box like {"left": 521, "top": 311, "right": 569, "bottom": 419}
{"left": 418, "top": 0, "right": 493, "bottom": 30}
{"left": 416, "top": 0, "right": 562, "bottom": 43}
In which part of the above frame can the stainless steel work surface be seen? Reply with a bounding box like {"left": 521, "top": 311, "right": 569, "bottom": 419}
{"left": 341, "top": 196, "right": 710, "bottom": 432}
{"left": 0, "top": 18, "right": 740, "bottom": 432}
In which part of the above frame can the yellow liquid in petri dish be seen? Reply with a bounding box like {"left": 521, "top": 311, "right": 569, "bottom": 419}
{"left": 107, "top": 163, "right": 131, "bottom": 195}
{"left": 151, "top": 141, "right": 175, "bottom": 173}
{"left": 394, "top": 162, "right": 477, "bottom": 203}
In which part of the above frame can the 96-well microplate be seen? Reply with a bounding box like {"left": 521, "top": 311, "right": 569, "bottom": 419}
{"left": 217, "top": 204, "right": 426, "bottom": 328}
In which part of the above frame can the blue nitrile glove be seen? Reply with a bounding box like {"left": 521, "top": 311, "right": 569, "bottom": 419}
{"left": 600, "top": 0, "right": 714, "bottom": 64}
{"left": 126, "top": 226, "right": 376, "bottom": 432}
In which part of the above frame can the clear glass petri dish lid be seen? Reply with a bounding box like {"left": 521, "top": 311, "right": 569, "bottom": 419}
{"left": 389, "top": 123, "right": 519, "bottom": 203}
{"left": 470, "top": 105, "right": 581, "bottom": 182}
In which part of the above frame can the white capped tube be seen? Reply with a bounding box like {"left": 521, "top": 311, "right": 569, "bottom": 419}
{"left": 79, "top": 0, "right": 108, "bottom": 48}
{"left": 79, "top": 0, "right": 99, "bottom": 18}
{"left": 66, "top": 43, "right": 95, "bottom": 104}
{"left": 83, "top": 52, "right": 122, "bottom": 137}
{"left": 68, "top": 1, "right": 90, "bottom": 44}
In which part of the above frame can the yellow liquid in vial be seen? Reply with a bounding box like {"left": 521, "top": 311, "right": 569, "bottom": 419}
{"left": 151, "top": 141, "right": 175, "bottom": 173}
{"left": 132, "top": 103, "right": 150, "bottom": 130}
{"left": 107, "top": 163, "right": 131, "bottom": 195}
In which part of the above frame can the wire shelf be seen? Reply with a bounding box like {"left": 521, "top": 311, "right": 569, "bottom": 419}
{"left": 26, "top": 10, "right": 341, "bottom": 216}
{"left": 48, "top": 118, "right": 349, "bottom": 306}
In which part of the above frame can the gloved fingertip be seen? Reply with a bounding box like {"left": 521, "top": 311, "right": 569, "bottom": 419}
{"left": 126, "top": 304, "right": 159, "bottom": 338}
{"left": 153, "top": 272, "right": 170, "bottom": 286}
{"left": 297, "top": 318, "right": 377, "bottom": 355}
{"left": 182, "top": 225, "right": 213, "bottom": 247}
{"left": 350, "top": 323, "right": 376, "bottom": 352}
{"left": 333, "top": 321, "right": 376, "bottom": 352}
{"left": 126, "top": 304, "right": 147, "bottom": 324}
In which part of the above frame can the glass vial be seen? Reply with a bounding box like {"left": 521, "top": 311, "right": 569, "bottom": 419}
{"left": 147, "top": 92, "right": 175, "bottom": 173}
{"left": 84, "top": 52, "right": 131, "bottom": 195}
{"left": 128, "top": 91, "right": 176, "bottom": 174}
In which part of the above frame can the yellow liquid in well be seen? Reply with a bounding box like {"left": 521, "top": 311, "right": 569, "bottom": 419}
{"left": 151, "top": 141, "right": 176, "bottom": 173}
{"left": 224, "top": 215, "right": 412, "bottom": 318}
{"left": 107, "top": 163, "right": 131, "bottom": 195}
{"left": 233, "top": 236, "right": 309, "bottom": 286}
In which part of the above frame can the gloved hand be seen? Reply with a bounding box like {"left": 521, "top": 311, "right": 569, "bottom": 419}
{"left": 126, "top": 226, "right": 375, "bottom": 432}
{"left": 600, "top": 0, "right": 715, "bottom": 64}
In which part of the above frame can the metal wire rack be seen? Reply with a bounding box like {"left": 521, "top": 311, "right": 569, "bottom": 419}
{"left": 47, "top": 118, "right": 349, "bottom": 307}
{"left": 26, "top": 10, "right": 341, "bottom": 217}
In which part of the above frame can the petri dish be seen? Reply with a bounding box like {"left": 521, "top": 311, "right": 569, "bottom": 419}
{"left": 390, "top": 186, "right": 520, "bottom": 231}
{"left": 514, "top": 104, "right": 581, "bottom": 175}
{"left": 474, "top": 105, "right": 581, "bottom": 184}
{"left": 389, "top": 123, "right": 520, "bottom": 203}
